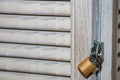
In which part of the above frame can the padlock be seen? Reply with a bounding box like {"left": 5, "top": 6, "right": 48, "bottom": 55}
{"left": 78, "top": 41, "right": 104, "bottom": 78}
{"left": 78, "top": 57, "right": 96, "bottom": 78}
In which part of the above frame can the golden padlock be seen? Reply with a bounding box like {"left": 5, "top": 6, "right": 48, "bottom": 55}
{"left": 78, "top": 41, "right": 104, "bottom": 78}
{"left": 78, "top": 57, "right": 96, "bottom": 78}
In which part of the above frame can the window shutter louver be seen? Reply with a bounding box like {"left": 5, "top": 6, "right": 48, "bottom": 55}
{"left": 0, "top": 0, "right": 71, "bottom": 80}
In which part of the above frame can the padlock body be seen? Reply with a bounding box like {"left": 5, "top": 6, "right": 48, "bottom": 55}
{"left": 78, "top": 57, "right": 96, "bottom": 78}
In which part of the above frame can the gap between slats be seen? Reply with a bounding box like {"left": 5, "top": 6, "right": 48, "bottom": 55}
{"left": 118, "top": 66, "right": 120, "bottom": 72}
{"left": 0, "top": 57, "right": 71, "bottom": 77}
{"left": 0, "top": 29, "right": 71, "bottom": 47}
{"left": 0, "top": 1, "right": 70, "bottom": 16}
{"left": 0, "top": 14, "right": 71, "bottom": 32}
{"left": 0, "top": 71, "right": 70, "bottom": 80}
{"left": 0, "top": 43, "right": 71, "bottom": 61}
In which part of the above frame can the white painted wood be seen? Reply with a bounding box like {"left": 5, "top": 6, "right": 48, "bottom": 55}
{"left": 0, "top": 29, "right": 71, "bottom": 46}
{"left": 100, "top": 0, "right": 117, "bottom": 80}
{"left": 0, "top": 0, "right": 72, "bottom": 80}
{"left": 0, "top": 71, "right": 70, "bottom": 80}
{"left": 72, "top": 0, "right": 117, "bottom": 80}
{"left": 0, "top": 43, "right": 71, "bottom": 61}
{"left": 72, "top": 0, "right": 93, "bottom": 80}
{"left": 0, "top": 57, "right": 71, "bottom": 76}
{"left": 0, "top": 15, "right": 70, "bottom": 31}
{"left": 0, "top": 1, "right": 70, "bottom": 16}
{"left": 71, "top": 0, "right": 75, "bottom": 80}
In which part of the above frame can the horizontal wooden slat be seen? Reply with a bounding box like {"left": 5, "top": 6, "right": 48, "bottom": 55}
{"left": 0, "top": 57, "right": 71, "bottom": 76}
{"left": 117, "top": 29, "right": 120, "bottom": 38}
{"left": 0, "top": 71, "right": 70, "bottom": 80}
{"left": 117, "top": 43, "right": 120, "bottom": 52}
{"left": 0, "top": 29, "right": 71, "bottom": 46}
{"left": 118, "top": 15, "right": 120, "bottom": 23}
{"left": 0, "top": 15, "right": 70, "bottom": 31}
{"left": 0, "top": 43, "right": 71, "bottom": 61}
{"left": 0, "top": 1, "right": 70, "bottom": 16}
{"left": 117, "top": 58, "right": 120, "bottom": 67}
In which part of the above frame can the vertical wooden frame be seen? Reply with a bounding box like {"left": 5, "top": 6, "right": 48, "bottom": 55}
{"left": 71, "top": 0, "right": 93, "bottom": 80}
{"left": 72, "top": 0, "right": 118, "bottom": 80}
{"left": 100, "top": 0, "right": 117, "bottom": 80}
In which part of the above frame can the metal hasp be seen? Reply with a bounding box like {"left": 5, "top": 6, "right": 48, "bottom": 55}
{"left": 90, "top": 40, "right": 104, "bottom": 67}
{"left": 78, "top": 40, "right": 104, "bottom": 78}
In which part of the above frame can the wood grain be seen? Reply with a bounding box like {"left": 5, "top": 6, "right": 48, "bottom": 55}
{"left": 100, "top": 0, "right": 118, "bottom": 80}
{"left": 0, "top": 57, "right": 71, "bottom": 76}
{"left": 0, "top": 1, "right": 70, "bottom": 16}
{"left": 72, "top": 0, "right": 93, "bottom": 80}
{"left": 0, "top": 71, "right": 70, "bottom": 80}
{"left": 0, "top": 43, "right": 71, "bottom": 61}
{"left": 71, "top": 0, "right": 75, "bottom": 79}
{"left": 0, "top": 29, "right": 71, "bottom": 46}
{"left": 0, "top": 15, "right": 70, "bottom": 31}
{"left": 0, "top": 0, "right": 72, "bottom": 80}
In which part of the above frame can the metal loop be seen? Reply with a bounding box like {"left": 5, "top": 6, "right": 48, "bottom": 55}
{"left": 90, "top": 40, "right": 104, "bottom": 67}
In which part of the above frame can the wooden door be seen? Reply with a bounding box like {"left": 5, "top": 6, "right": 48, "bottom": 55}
{"left": 72, "top": 0, "right": 118, "bottom": 80}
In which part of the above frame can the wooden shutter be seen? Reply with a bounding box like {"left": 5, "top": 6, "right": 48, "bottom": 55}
{"left": 0, "top": 0, "right": 71, "bottom": 80}
{"left": 0, "top": 0, "right": 118, "bottom": 80}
